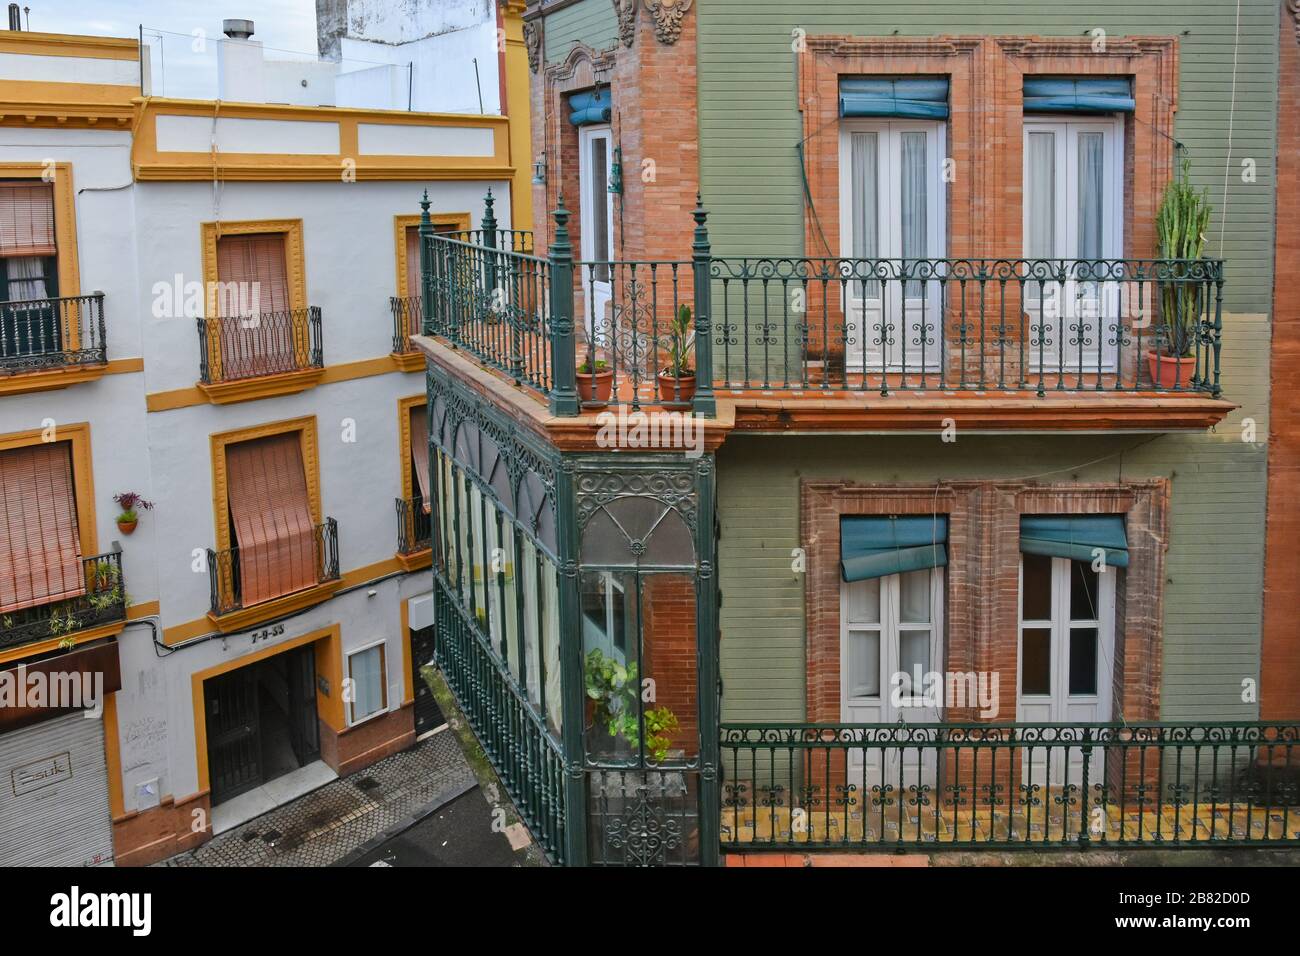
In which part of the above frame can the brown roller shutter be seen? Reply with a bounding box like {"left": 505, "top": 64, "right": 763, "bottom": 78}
{"left": 405, "top": 225, "right": 421, "bottom": 298}
{"left": 214, "top": 233, "right": 294, "bottom": 380}
{"left": 410, "top": 405, "right": 431, "bottom": 513}
{"left": 225, "top": 432, "right": 316, "bottom": 608}
{"left": 0, "top": 182, "right": 56, "bottom": 259}
{"left": 0, "top": 442, "right": 83, "bottom": 613}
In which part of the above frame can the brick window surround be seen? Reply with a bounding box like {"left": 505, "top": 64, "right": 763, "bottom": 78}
{"left": 801, "top": 478, "right": 1169, "bottom": 725}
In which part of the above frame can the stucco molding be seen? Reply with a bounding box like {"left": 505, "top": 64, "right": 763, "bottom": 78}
{"left": 523, "top": 18, "right": 542, "bottom": 73}
{"left": 613, "top": 0, "right": 637, "bottom": 47}
{"left": 545, "top": 41, "right": 618, "bottom": 86}
{"left": 642, "top": 0, "right": 692, "bottom": 45}
{"left": 1289, "top": 1, "right": 1300, "bottom": 45}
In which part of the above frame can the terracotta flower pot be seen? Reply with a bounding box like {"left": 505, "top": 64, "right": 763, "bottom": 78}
{"left": 657, "top": 372, "right": 696, "bottom": 406}
{"left": 116, "top": 518, "right": 138, "bottom": 535}
{"left": 576, "top": 369, "right": 613, "bottom": 406}
{"left": 1146, "top": 350, "right": 1198, "bottom": 390}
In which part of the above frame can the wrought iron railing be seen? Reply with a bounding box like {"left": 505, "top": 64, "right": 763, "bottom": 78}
{"left": 0, "top": 549, "right": 126, "bottom": 651}
{"left": 196, "top": 306, "right": 323, "bottom": 384}
{"left": 0, "top": 292, "right": 107, "bottom": 375}
{"left": 395, "top": 495, "right": 432, "bottom": 555}
{"left": 720, "top": 722, "right": 1300, "bottom": 852}
{"left": 432, "top": 575, "right": 567, "bottom": 863}
{"left": 421, "top": 197, "right": 1226, "bottom": 415}
{"left": 206, "top": 518, "right": 339, "bottom": 616}
{"left": 390, "top": 295, "right": 422, "bottom": 354}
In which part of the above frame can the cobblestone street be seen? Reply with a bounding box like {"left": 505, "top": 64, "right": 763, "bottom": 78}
{"left": 164, "top": 731, "right": 477, "bottom": 867}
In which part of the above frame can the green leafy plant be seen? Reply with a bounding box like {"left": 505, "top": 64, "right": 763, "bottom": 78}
{"left": 662, "top": 304, "right": 694, "bottom": 378}
{"left": 46, "top": 606, "right": 80, "bottom": 638}
{"left": 113, "top": 491, "right": 154, "bottom": 524}
{"left": 584, "top": 648, "right": 680, "bottom": 761}
{"left": 577, "top": 358, "right": 609, "bottom": 375}
{"left": 1155, "top": 159, "right": 1212, "bottom": 358}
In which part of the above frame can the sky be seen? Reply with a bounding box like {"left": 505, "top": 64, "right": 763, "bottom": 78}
{"left": 28, "top": 0, "right": 321, "bottom": 97}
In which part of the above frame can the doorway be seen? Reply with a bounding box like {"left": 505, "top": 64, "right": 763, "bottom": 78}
{"left": 578, "top": 124, "right": 614, "bottom": 344}
{"left": 204, "top": 643, "right": 320, "bottom": 805}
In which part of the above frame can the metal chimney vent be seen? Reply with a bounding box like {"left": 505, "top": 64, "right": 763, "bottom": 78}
{"left": 7, "top": 4, "right": 21, "bottom": 31}
{"left": 222, "top": 18, "right": 254, "bottom": 40}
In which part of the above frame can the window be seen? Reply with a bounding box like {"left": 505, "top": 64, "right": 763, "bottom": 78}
{"left": 842, "top": 567, "right": 943, "bottom": 716}
{"left": 212, "top": 233, "right": 294, "bottom": 379}
{"left": 408, "top": 403, "right": 431, "bottom": 514}
{"left": 581, "top": 571, "right": 631, "bottom": 663}
{"left": 839, "top": 120, "right": 946, "bottom": 371}
{"left": 1023, "top": 118, "right": 1124, "bottom": 371}
{"left": 0, "top": 441, "right": 82, "bottom": 612}
{"left": 0, "top": 181, "right": 60, "bottom": 359}
{"left": 347, "top": 642, "right": 388, "bottom": 725}
{"left": 224, "top": 431, "right": 318, "bottom": 608}
{"left": 578, "top": 124, "right": 614, "bottom": 339}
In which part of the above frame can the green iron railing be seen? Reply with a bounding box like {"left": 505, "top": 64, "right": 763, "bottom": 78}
{"left": 433, "top": 575, "right": 567, "bottom": 864}
{"left": 419, "top": 194, "right": 1225, "bottom": 415}
{"left": 720, "top": 722, "right": 1300, "bottom": 853}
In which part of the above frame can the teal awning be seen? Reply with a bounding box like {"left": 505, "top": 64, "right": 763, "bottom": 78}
{"left": 1023, "top": 77, "right": 1135, "bottom": 114}
{"left": 568, "top": 89, "right": 611, "bottom": 126}
{"left": 841, "top": 515, "right": 948, "bottom": 582}
{"left": 1019, "top": 515, "right": 1129, "bottom": 568}
{"left": 839, "top": 77, "right": 950, "bottom": 120}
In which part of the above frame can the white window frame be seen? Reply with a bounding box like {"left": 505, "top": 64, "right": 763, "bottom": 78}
{"left": 578, "top": 123, "right": 614, "bottom": 341}
{"left": 345, "top": 640, "right": 389, "bottom": 727}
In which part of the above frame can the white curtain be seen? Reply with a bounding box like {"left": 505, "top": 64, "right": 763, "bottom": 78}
{"left": 6, "top": 255, "right": 47, "bottom": 301}
{"left": 543, "top": 557, "right": 563, "bottom": 734}
{"left": 1026, "top": 132, "right": 1056, "bottom": 259}
{"left": 850, "top": 132, "right": 878, "bottom": 260}
{"left": 350, "top": 645, "right": 385, "bottom": 722}
{"left": 1077, "top": 132, "right": 1105, "bottom": 260}
{"left": 899, "top": 131, "right": 928, "bottom": 298}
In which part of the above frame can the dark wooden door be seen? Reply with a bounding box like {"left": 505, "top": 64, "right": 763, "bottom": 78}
{"left": 286, "top": 643, "right": 320, "bottom": 766}
{"left": 204, "top": 666, "right": 262, "bottom": 805}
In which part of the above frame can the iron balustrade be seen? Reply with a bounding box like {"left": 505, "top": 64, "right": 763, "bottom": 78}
{"left": 433, "top": 575, "right": 567, "bottom": 864}
{"left": 394, "top": 495, "right": 432, "bottom": 555}
{"left": 0, "top": 292, "right": 107, "bottom": 375}
{"left": 0, "top": 549, "right": 126, "bottom": 651}
{"left": 206, "top": 518, "right": 340, "bottom": 616}
{"left": 390, "top": 295, "right": 422, "bottom": 354}
{"left": 720, "top": 722, "right": 1300, "bottom": 852}
{"left": 196, "top": 306, "right": 323, "bottom": 384}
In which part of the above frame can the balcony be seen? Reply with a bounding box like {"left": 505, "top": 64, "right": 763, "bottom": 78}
{"left": 417, "top": 200, "right": 1234, "bottom": 435}
{"left": 0, "top": 292, "right": 109, "bottom": 395}
{"left": 0, "top": 549, "right": 127, "bottom": 653}
{"left": 389, "top": 295, "right": 423, "bottom": 372}
{"left": 195, "top": 306, "right": 324, "bottom": 404}
{"left": 205, "top": 518, "right": 341, "bottom": 631}
{"left": 394, "top": 495, "right": 432, "bottom": 570}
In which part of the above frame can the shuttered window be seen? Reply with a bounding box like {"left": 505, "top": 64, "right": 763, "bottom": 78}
{"left": 0, "top": 182, "right": 56, "bottom": 259}
{"left": 405, "top": 225, "right": 421, "bottom": 298}
{"left": 0, "top": 442, "right": 83, "bottom": 613}
{"left": 409, "top": 404, "right": 431, "bottom": 513}
{"left": 225, "top": 432, "right": 317, "bottom": 608}
{"left": 213, "top": 233, "right": 294, "bottom": 379}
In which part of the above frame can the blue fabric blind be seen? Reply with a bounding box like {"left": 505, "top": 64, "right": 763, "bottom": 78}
{"left": 840, "top": 516, "right": 948, "bottom": 582}
{"left": 1023, "top": 77, "right": 1135, "bottom": 114}
{"left": 1019, "top": 515, "right": 1129, "bottom": 568}
{"left": 568, "top": 88, "right": 611, "bottom": 126}
{"left": 839, "top": 77, "right": 950, "bottom": 120}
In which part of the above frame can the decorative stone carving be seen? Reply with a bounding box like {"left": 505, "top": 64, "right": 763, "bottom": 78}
{"left": 1289, "top": 1, "right": 1300, "bottom": 45}
{"left": 613, "top": 0, "right": 637, "bottom": 47}
{"left": 523, "top": 19, "right": 542, "bottom": 73}
{"left": 642, "top": 0, "right": 692, "bottom": 45}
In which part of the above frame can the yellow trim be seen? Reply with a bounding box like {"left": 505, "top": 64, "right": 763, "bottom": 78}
{"left": 206, "top": 579, "right": 342, "bottom": 633}
{"left": 0, "top": 620, "right": 124, "bottom": 667}
{"left": 392, "top": 212, "right": 471, "bottom": 300}
{"left": 0, "top": 162, "right": 81, "bottom": 324}
{"left": 102, "top": 692, "right": 125, "bottom": 818}
{"left": 197, "top": 367, "right": 325, "bottom": 405}
{"left": 0, "top": 364, "right": 107, "bottom": 395}
{"left": 127, "top": 600, "right": 160, "bottom": 619}
{"left": 390, "top": 351, "right": 425, "bottom": 373}
{"left": 192, "top": 624, "right": 341, "bottom": 795}
{"left": 0, "top": 422, "right": 96, "bottom": 559}
{"left": 399, "top": 599, "right": 415, "bottom": 707}
{"left": 501, "top": 1, "right": 534, "bottom": 232}
{"left": 397, "top": 394, "right": 425, "bottom": 505}
{"left": 396, "top": 549, "right": 432, "bottom": 573}
{"left": 0, "top": 31, "right": 140, "bottom": 59}
{"left": 132, "top": 98, "right": 514, "bottom": 183}
{"left": 106, "top": 357, "right": 144, "bottom": 375}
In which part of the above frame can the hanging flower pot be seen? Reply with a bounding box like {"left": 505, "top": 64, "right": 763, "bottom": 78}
{"left": 116, "top": 516, "right": 138, "bottom": 535}
{"left": 113, "top": 491, "right": 153, "bottom": 537}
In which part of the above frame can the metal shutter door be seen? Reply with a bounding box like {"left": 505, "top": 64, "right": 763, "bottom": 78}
{"left": 0, "top": 710, "right": 114, "bottom": 866}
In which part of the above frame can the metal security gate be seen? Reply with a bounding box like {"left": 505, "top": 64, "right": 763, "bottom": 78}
{"left": 0, "top": 710, "right": 115, "bottom": 866}
{"left": 410, "top": 624, "right": 444, "bottom": 736}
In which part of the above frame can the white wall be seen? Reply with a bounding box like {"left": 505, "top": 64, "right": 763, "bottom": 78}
{"left": 339, "top": 22, "right": 502, "bottom": 115}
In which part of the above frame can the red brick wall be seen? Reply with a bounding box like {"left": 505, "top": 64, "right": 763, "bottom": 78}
{"left": 640, "top": 573, "right": 699, "bottom": 758}
{"left": 1261, "top": 5, "right": 1300, "bottom": 720}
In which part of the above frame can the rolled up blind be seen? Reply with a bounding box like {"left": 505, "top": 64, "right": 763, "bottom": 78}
{"left": 1019, "top": 514, "right": 1129, "bottom": 567}
{"left": 0, "top": 181, "right": 56, "bottom": 259}
{"left": 569, "top": 88, "right": 612, "bottom": 126}
{"left": 841, "top": 515, "right": 948, "bottom": 582}
{"left": 839, "top": 77, "right": 950, "bottom": 119}
{"left": 225, "top": 432, "right": 318, "bottom": 608}
{"left": 1023, "top": 77, "right": 1135, "bottom": 114}
{"left": 0, "top": 442, "right": 84, "bottom": 613}
{"left": 410, "top": 405, "right": 431, "bottom": 514}
{"left": 405, "top": 225, "right": 421, "bottom": 298}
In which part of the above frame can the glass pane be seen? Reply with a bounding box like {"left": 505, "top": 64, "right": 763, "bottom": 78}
{"left": 1070, "top": 559, "right": 1099, "bottom": 621}
{"left": 1021, "top": 627, "right": 1051, "bottom": 695}
{"left": 349, "top": 645, "right": 384, "bottom": 722}
{"left": 850, "top": 132, "right": 878, "bottom": 260}
{"left": 639, "top": 572, "right": 698, "bottom": 762}
{"left": 899, "top": 568, "right": 930, "bottom": 624}
{"left": 542, "top": 556, "right": 562, "bottom": 733}
{"left": 1026, "top": 131, "right": 1056, "bottom": 258}
{"left": 589, "top": 135, "right": 610, "bottom": 281}
{"left": 1077, "top": 132, "right": 1104, "bottom": 260}
{"left": 1069, "top": 626, "right": 1099, "bottom": 695}
{"left": 847, "top": 629, "right": 880, "bottom": 697}
{"left": 898, "top": 628, "right": 931, "bottom": 683}
{"left": 1021, "top": 552, "right": 1051, "bottom": 621}
{"left": 899, "top": 131, "right": 927, "bottom": 297}
{"left": 580, "top": 571, "right": 630, "bottom": 665}
{"left": 521, "top": 536, "right": 541, "bottom": 709}
{"left": 846, "top": 576, "right": 881, "bottom": 624}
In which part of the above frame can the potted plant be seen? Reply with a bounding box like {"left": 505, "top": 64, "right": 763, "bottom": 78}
{"left": 658, "top": 303, "right": 696, "bottom": 405}
{"left": 576, "top": 357, "right": 613, "bottom": 406}
{"left": 113, "top": 491, "right": 153, "bottom": 535}
{"left": 584, "top": 648, "right": 680, "bottom": 762}
{"left": 1148, "top": 159, "right": 1212, "bottom": 389}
